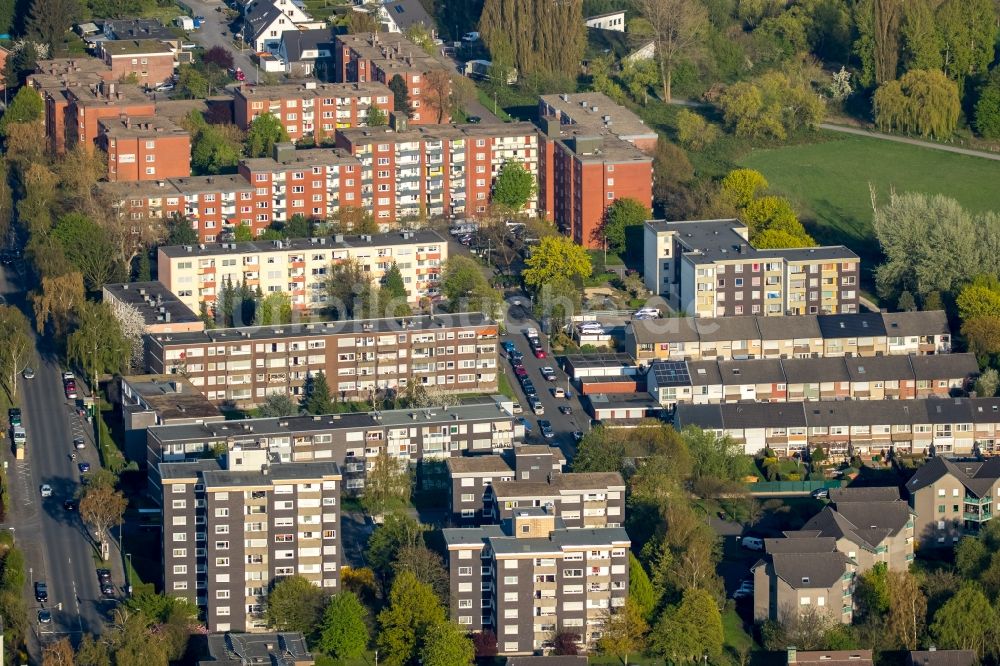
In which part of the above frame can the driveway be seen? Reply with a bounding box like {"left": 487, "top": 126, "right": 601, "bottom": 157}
{"left": 182, "top": 0, "right": 261, "bottom": 83}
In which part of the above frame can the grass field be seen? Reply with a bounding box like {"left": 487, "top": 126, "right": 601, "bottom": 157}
{"left": 740, "top": 132, "right": 1000, "bottom": 273}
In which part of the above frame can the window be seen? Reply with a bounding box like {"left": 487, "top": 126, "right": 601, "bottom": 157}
{"left": 459, "top": 567, "right": 473, "bottom": 576}
{"left": 214, "top": 508, "right": 229, "bottom": 518}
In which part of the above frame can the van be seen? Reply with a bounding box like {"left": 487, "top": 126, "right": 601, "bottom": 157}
{"left": 740, "top": 536, "right": 764, "bottom": 551}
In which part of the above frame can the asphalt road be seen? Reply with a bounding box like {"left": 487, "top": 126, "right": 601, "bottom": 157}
{"left": 0, "top": 265, "right": 116, "bottom": 652}
{"left": 183, "top": 0, "right": 261, "bottom": 84}
{"left": 501, "top": 298, "right": 589, "bottom": 462}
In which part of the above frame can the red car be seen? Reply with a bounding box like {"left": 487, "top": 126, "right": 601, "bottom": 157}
{"left": 513, "top": 365, "right": 528, "bottom": 377}
{"left": 64, "top": 381, "right": 78, "bottom": 399}
{"left": 533, "top": 349, "right": 546, "bottom": 359}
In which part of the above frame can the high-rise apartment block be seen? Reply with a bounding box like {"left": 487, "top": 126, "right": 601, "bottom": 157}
{"left": 335, "top": 123, "right": 540, "bottom": 220}
{"left": 159, "top": 454, "right": 342, "bottom": 632}
{"left": 443, "top": 510, "right": 630, "bottom": 655}
{"left": 143, "top": 313, "right": 499, "bottom": 406}
{"left": 538, "top": 93, "right": 655, "bottom": 248}
{"left": 333, "top": 32, "right": 454, "bottom": 124}
{"left": 156, "top": 229, "right": 447, "bottom": 313}
{"left": 146, "top": 400, "right": 521, "bottom": 493}
{"left": 644, "top": 219, "right": 860, "bottom": 317}
{"left": 233, "top": 81, "right": 394, "bottom": 142}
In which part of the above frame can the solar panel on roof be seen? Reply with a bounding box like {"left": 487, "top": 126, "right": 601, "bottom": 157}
{"left": 652, "top": 361, "right": 691, "bottom": 386}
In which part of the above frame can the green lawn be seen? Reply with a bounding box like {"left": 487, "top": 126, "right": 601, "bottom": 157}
{"left": 740, "top": 132, "right": 1000, "bottom": 272}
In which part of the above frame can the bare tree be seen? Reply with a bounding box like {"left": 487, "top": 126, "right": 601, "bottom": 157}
{"left": 80, "top": 483, "right": 128, "bottom": 558}
{"left": 634, "top": 0, "right": 709, "bottom": 102}
{"left": 423, "top": 70, "right": 455, "bottom": 123}
{"left": 0, "top": 306, "right": 33, "bottom": 400}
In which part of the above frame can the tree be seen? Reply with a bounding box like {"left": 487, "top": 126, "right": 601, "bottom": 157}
{"left": 629, "top": 552, "right": 656, "bottom": 621}
{"left": 75, "top": 634, "right": 111, "bottom": 666}
{"left": 874, "top": 69, "right": 960, "bottom": 139}
{"left": 366, "top": 105, "right": 388, "bottom": 127}
{"left": 53, "top": 213, "right": 125, "bottom": 290}
{"left": 245, "top": 113, "right": 290, "bottom": 158}
{"left": 325, "top": 258, "right": 378, "bottom": 319}
{"left": 258, "top": 393, "right": 299, "bottom": 417}
{"left": 676, "top": 108, "right": 719, "bottom": 149}
{"left": 491, "top": 160, "right": 536, "bottom": 211}
{"left": 423, "top": 70, "right": 456, "bottom": 124}
{"left": 393, "top": 544, "right": 449, "bottom": 603}
{"left": 0, "top": 306, "right": 33, "bottom": 401}
{"left": 42, "top": 637, "right": 75, "bottom": 666}
{"left": 190, "top": 123, "right": 242, "bottom": 175}
{"left": 254, "top": 291, "right": 292, "bottom": 325}
{"left": 80, "top": 482, "right": 128, "bottom": 556}
{"left": 901, "top": 0, "right": 942, "bottom": 72}
{"left": 976, "top": 368, "right": 1000, "bottom": 398}
{"left": 366, "top": 513, "right": 425, "bottom": 580}
{"left": 68, "top": 301, "right": 132, "bottom": 382}
{"left": 479, "top": 0, "right": 584, "bottom": 77}
{"left": 886, "top": 569, "right": 927, "bottom": 650}
{"left": 957, "top": 275, "right": 1000, "bottom": 322}
{"left": 203, "top": 45, "right": 234, "bottom": 70}
{"left": 929, "top": 583, "right": 998, "bottom": 659}
{"left": 420, "top": 621, "right": 474, "bottom": 666}
{"left": 683, "top": 426, "right": 754, "bottom": 482}
{"left": 361, "top": 451, "right": 411, "bottom": 517}
{"left": 267, "top": 575, "right": 328, "bottom": 634}
{"left": 936, "top": 0, "right": 995, "bottom": 93}
{"left": 552, "top": 630, "right": 581, "bottom": 655}
{"left": 326, "top": 206, "right": 378, "bottom": 235}
{"left": 166, "top": 215, "right": 199, "bottom": 246}
{"left": 599, "top": 599, "right": 648, "bottom": 665}
{"left": 380, "top": 263, "right": 412, "bottom": 317}
{"left": 377, "top": 571, "right": 447, "bottom": 666}
{"left": 0, "top": 86, "right": 43, "bottom": 136}
{"left": 403, "top": 23, "right": 437, "bottom": 55}
{"left": 634, "top": 0, "right": 708, "bottom": 102}
{"left": 720, "top": 168, "right": 769, "bottom": 209}
{"left": 975, "top": 70, "right": 1000, "bottom": 139}
{"left": 26, "top": 0, "right": 79, "bottom": 50}
{"left": 388, "top": 75, "right": 412, "bottom": 118}
{"left": 522, "top": 235, "right": 592, "bottom": 293}
{"left": 598, "top": 198, "right": 651, "bottom": 254}
{"left": 853, "top": 0, "right": 903, "bottom": 87}
{"left": 650, "top": 588, "right": 724, "bottom": 662}
{"left": 318, "top": 592, "right": 369, "bottom": 660}
{"left": 302, "top": 370, "right": 334, "bottom": 414}
{"left": 719, "top": 71, "right": 825, "bottom": 140}
{"left": 442, "top": 256, "right": 488, "bottom": 303}
{"left": 176, "top": 64, "right": 210, "bottom": 99}
{"left": 32, "top": 272, "right": 85, "bottom": 336}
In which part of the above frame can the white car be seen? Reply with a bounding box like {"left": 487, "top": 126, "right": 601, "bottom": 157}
{"left": 733, "top": 580, "right": 754, "bottom": 599}
{"left": 40, "top": 484, "right": 52, "bottom": 498}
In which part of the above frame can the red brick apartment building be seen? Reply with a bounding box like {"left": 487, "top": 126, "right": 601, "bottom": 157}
{"left": 237, "top": 143, "right": 363, "bottom": 226}
{"left": 100, "top": 39, "right": 175, "bottom": 87}
{"left": 30, "top": 58, "right": 114, "bottom": 153}
{"left": 98, "top": 116, "right": 192, "bottom": 181}
{"left": 333, "top": 32, "right": 454, "bottom": 124}
{"left": 98, "top": 175, "right": 260, "bottom": 241}
{"left": 233, "top": 80, "right": 393, "bottom": 142}
{"left": 334, "top": 123, "right": 540, "bottom": 222}
{"left": 537, "top": 93, "right": 656, "bottom": 249}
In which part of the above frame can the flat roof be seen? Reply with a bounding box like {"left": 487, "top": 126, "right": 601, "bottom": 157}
{"left": 103, "top": 281, "right": 200, "bottom": 326}
{"left": 337, "top": 121, "right": 539, "bottom": 145}
{"left": 202, "top": 460, "right": 341, "bottom": 488}
{"left": 148, "top": 400, "right": 511, "bottom": 443}
{"left": 540, "top": 92, "right": 656, "bottom": 141}
{"left": 563, "top": 352, "right": 635, "bottom": 369}
{"left": 235, "top": 79, "right": 390, "bottom": 100}
{"left": 336, "top": 32, "right": 453, "bottom": 74}
{"left": 159, "top": 228, "right": 446, "bottom": 258}
{"left": 66, "top": 81, "right": 150, "bottom": 106}
{"left": 240, "top": 147, "right": 360, "bottom": 172}
{"left": 102, "top": 39, "right": 173, "bottom": 56}
{"left": 98, "top": 115, "right": 188, "bottom": 138}
{"left": 121, "top": 374, "right": 222, "bottom": 421}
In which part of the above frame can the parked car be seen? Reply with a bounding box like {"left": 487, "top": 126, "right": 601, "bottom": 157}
{"left": 34, "top": 581, "right": 48, "bottom": 602}
{"left": 63, "top": 499, "right": 76, "bottom": 511}
{"left": 558, "top": 405, "right": 573, "bottom": 415}
{"left": 21, "top": 367, "right": 34, "bottom": 379}
{"left": 513, "top": 365, "right": 528, "bottom": 378}
{"left": 540, "top": 367, "right": 556, "bottom": 381}
{"left": 73, "top": 437, "right": 86, "bottom": 450}
{"left": 96, "top": 569, "right": 112, "bottom": 584}
{"left": 511, "top": 403, "right": 523, "bottom": 414}
{"left": 8, "top": 408, "right": 21, "bottom": 427}
{"left": 572, "top": 431, "right": 584, "bottom": 442}
{"left": 551, "top": 387, "right": 565, "bottom": 398}
{"left": 533, "top": 348, "right": 546, "bottom": 359}
{"left": 740, "top": 536, "right": 764, "bottom": 551}
{"left": 38, "top": 609, "right": 52, "bottom": 624}
{"left": 39, "top": 484, "right": 52, "bottom": 498}
{"left": 811, "top": 488, "right": 829, "bottom": 499}
{"left": 516, "top": 417, "right": 532, "bottom": 432}
{"left": 467, "top": 115, "right": 481, "bottom": 123}
{"left": 78, "top": 462, "right": 91, "bottom": 473}
{"left": 539, "top": 420, "right": 554, "bottom": 439}
{"left": 733, "top": 580, "right": 754, "bottom": 600}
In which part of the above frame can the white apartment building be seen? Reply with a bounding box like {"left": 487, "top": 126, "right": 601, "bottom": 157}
{"left": 158, "top": 230, "right": 447, "bottom": 314}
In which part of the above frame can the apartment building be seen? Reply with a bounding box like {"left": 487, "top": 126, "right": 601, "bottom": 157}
{"left": 159, "top": 454, "right": 341, "bottom": 632}
{"left": 98, "top": 175, "right": 264, "bottom": 242}
{"left": 675, "top": 397, "right": 1000, "bottom": 457}
{"left": 905, "top": 456, "right": 1000, "bottom": 548}
{"left": 647, "top": 353, "right": 978, "bottom": 408}
{"left": 233, "top": 81, "right": 393, "bottom": 141}
{"left": 157, "top": 229, "right": 447, "bottom": 313}
{"left": 30, "top": 58, "right": 114, "bottom": 154}
{"left": 103, "top": 281, "right": 203, "bottom": 335}
{"left": 100, "top": 39, "right": 175, "bottom": 86}
{"left": 335, "top": 123, "right": 540, "bottom": 221}
{"left": 752, "top": 536, "right": 855, "bottom": 625}
{"left": 442, "top": 509, "right": 630, "bottom": 654}
{"left": 63, "top": 80, "right": 155, "bottom": 152}
{"left": 446, "top": 445, "right": 565, "bottom": 525}
{"left": 97, "top": 115, "right": 191, "bottom": 181}
{"left": 491, "top": 473, "right": 626, "bottom": 529}
{"left": 625, "top": 310, "right": 952, "bottom": 364}
{"left": 147, "top": 400, "right": 520, "bottom": 493}
{"left": 144, "top": 313, "right": 498, "bottom": 406}
{"left": 801, "top": 487, "right": 915, "bottom": 571}
{"left": 236, "top": 143, "right": 363, "bottom": 226}
{"left": 334, "top": 32, "right": 454, "bottom": 124}
{"left": 537, "top": 93, "right": 655, "bottom": 248}
{"left": 643, "top": 219, "right": 860, "bottom": 317}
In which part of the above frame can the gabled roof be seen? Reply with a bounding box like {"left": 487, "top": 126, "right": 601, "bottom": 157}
{"left": 695, "top": 315, "right": 760, "bottom": 343}
{"left": 280, "top": 27, "right": 338, "bottom": 62}
{"left": 247, "top": 2, "right": 289, "bottom": 38}
{"left": 769, "top": 551, "right": 851, "bottom": 589}
{"left": 843, "top": 354, "right": 914, "bottom": 382}
{"left": 907, "top": 649, "right": 976, "bottom": 666}
{"left": 779, "top": 356, "right": 850, "bottom": 384}
{"left": 817, "top": 312, "right": 887, "bottom": 339}
{"left": 717, "top": 358, "right": 784, "bottom": 385}
{"left": 883, "top": 310, "right": 949, "bottom": 337}
{"left": 908, "top": 353, "right": 978, "bottom": 381}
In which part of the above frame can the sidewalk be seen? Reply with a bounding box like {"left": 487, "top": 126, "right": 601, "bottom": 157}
{"left": 819, "top": 123, "right": 1000, "bottom": 162}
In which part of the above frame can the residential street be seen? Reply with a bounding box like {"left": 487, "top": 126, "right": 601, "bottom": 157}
{"left": 183, "top": 0, "right": 261, "bottom": 83}
{"left": 0, "top": 265, "right": 120, "bottom": 656}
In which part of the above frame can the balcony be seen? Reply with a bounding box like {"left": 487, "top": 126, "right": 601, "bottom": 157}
{"left": 963, "top": 511, "right": 993, "bottom": 523}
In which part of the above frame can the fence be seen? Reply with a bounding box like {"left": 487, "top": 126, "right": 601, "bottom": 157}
{"left": 747, "top": 479, "right": 844, "bottom": 495}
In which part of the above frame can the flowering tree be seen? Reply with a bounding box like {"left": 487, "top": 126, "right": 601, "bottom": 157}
{"left": 113, "top": 301, "right": 148, "bottom": 371}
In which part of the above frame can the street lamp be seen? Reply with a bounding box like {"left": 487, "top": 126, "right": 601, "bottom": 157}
{"left": 125, "top": 553, "right": 133, "bottom": 597}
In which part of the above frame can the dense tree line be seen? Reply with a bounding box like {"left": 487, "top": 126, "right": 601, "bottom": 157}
{"left": 478, "top": 0, "right": 585, "bottom": 77}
